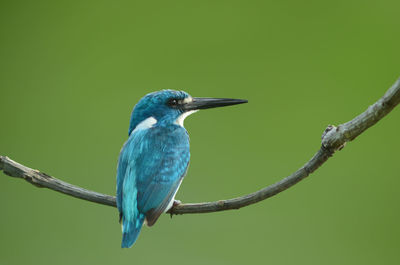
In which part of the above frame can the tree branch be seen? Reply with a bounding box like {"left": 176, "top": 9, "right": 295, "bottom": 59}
{"left": 1, "top": 77, "right": 400, "bottom": 215}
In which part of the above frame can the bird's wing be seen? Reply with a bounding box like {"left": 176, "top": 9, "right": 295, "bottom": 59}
{"left": 139, "top": 177, "right": 184, "bottom": 226}
{"left": 116, "top": 139, "right": 131, "bottom": 220}
{"left": 117, "top": 125, "right": 190, "bottom": 226}
{"left": 135, "top": 126, "right": 190, "bottom": 226}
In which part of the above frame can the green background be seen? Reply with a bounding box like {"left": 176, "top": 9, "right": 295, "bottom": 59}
{"left": 1, "top": 0, "right": 399, "bottom": 264}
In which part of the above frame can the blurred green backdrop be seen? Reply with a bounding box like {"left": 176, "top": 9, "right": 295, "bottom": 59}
{"left": 1, "top": 0, "right": 399, "bottom": 264}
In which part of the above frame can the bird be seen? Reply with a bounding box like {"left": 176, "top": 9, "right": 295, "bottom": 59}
{"left": 116, "top": 89, "right": 247, "bottom": 248}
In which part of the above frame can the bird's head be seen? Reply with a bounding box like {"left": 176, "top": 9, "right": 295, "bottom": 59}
{"left": 128, "top": 89, "right": 247, "bottom": 135}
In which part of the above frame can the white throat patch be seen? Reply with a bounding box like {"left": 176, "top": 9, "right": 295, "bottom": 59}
{"left": 132, "top": 117, "right": 157, "bottom": 134}
{"left": 175, "top": 110, "right": 198, "bottom": 127}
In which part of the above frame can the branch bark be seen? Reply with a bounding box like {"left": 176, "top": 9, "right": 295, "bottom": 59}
{"left": 1, "top": 78, "right": 400, "bottom": 215}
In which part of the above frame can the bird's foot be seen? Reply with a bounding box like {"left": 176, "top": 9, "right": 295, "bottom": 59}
{"left": 169, "top": 200, "right": 182, "bottom": 219}
{"left": 173, "top": 199, "right": 182, "bottom": 207}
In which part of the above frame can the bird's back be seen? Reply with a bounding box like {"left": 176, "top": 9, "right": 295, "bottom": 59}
{"left": 116, "top": 124, "right": 190, "bottom": 247}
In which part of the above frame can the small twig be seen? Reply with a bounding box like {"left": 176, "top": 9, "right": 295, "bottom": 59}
{"left": 1, "top": 78, "right": 400, "bottom": 215}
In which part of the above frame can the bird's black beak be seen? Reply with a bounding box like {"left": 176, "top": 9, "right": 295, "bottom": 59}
{"left": 182, "top": 97, "right": 248, "bottom": 111}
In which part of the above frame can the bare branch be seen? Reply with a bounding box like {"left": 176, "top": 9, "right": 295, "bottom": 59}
{"left": 0, "top": 156, "right": 116, "bottom": 207}
{"left": 1, "top": 78, "right": 400, "bottom": 215}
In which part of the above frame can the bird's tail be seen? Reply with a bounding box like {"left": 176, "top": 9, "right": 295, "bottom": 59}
{"left": 121, "top": 213, "right": 145, "bottom": 248}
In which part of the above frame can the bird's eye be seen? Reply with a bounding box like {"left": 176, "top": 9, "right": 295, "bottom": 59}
{"left": 168, "top": 98, "right": 179, "bottom": 107}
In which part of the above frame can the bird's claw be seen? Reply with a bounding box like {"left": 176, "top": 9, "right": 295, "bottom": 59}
{"left": 169, "top": 200, "right": 182, "bottom": 219}
{"left": 173, "top": 199, "right": 182, "bottom": 207}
